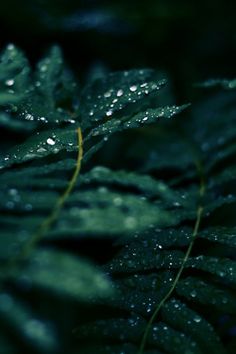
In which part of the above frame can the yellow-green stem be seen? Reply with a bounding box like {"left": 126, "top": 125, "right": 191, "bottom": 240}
{"left": 21, "top": 127, "right": 83, "bottom": 259}
{"left": 138, "top": 161, "right": 205, "bottom": 354}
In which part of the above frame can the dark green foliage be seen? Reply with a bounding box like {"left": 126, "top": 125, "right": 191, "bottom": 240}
{"left": 0, "top": 45, "right": 236, "bottom": 354}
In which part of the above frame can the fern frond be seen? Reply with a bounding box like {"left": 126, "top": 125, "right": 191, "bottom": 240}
{"left": 74, "top": 83, "right": 236, "bottom": 353}
{"left": 0, "top": 45, "right": 188, "bottom": 353}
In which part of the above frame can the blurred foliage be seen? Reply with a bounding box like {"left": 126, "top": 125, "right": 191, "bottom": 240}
{"left": 0, "top": 0, "right": 236, "bottom": 99}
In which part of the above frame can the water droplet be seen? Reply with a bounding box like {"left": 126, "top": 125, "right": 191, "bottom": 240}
{"left": 219, "top": 271, "right": 225, "bottom": 277}
{"left": 5, "top": 79, "right": 14, "bottom": 86}
{"left": 7, "top": 44, "right": 15, "bottom": 51}
{"left": 104, "top": 90, "right": 112, "bottom": 98}
{"left": 47, "top": 138, "right": 56, "bottom": 146}
{"left": 106, "top": 110, "right": 113, "bottom": 117}
{"left": 130, "top": 85, "right": 137, "bottom": 92}
{"left": 9, "top": 188, "right": 18, "bottom": 196}
{"left": 117, "top": 89, "right": 123, "bottom": 97}
{"left": 25, "top": 114, "right": 34, "bottom": 121}
{"left": 40, "top": 65, "right": 47, "bottom": 72}
{"left": 193, "top": 316, "right": 201, "bottom": 323}
{"left": 38, "top": 117, "right": 47, "bottom": 122}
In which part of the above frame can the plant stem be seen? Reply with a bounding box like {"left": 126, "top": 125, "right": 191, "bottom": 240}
{"left": 138, "top": 160, "right": 205, "bottom": 354}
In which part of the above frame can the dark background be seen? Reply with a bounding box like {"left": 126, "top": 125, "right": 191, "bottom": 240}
{"left": 0, "top": 0, "right": 235, "bottom": 104}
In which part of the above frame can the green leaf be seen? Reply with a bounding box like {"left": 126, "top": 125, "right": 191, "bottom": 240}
{"left": 11, "top": 250, "right": 112, "bottom": 301}
{"left": 0, "top": 293, "right": 58, "bottom": 353}
{"left": 1, "top": 43, "right": 236, "bottom": 354}
{"left": 0, "top": 128, "right": 78, "bottom": 168}
{"left": 80, "top": 69, "right": 165, "bottom": 127}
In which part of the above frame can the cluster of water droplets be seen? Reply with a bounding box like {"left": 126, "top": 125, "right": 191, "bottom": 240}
{"left": 85, "top": 70, "right": 167, "bottom": 125}
{"left": 1, "top": 44, "right": 79, "bottom": 130}
{"left": 0, "top": 127, "right": 79, "bottom": 169}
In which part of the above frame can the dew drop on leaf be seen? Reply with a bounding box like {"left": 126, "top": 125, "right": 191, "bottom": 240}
{"left": 5, "top": 79, "right": 14, "bottom": 86}
{"left": 130, "top": 85, "right": 137, "bottom": 92}
{"left": 193, "top": 316, "right": 201, "bottom": 323}
{"left": 106, "top": 110, "right": 113, "bottom": 117}
{"left": 104, "top": 90, "right": 112, "bottom": 98}
{"left": 46, "top": 138, "right": 56, "bottom": 145}
{"left": 25, "top": 114, "right": 34, "bottom": 121}
{"left": 117, "top": 89, "right": 123, "bottom": 97}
